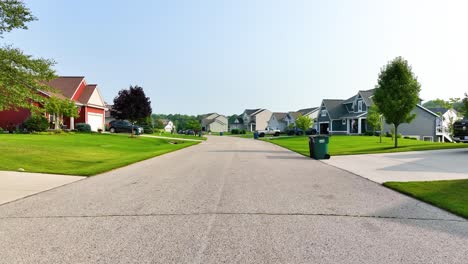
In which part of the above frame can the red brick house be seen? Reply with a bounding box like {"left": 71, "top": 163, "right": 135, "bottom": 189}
{"left": 0, "top": 76, "right": 107, "bottom": 131}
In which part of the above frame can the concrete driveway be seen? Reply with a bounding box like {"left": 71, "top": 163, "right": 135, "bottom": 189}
{"left": 0, "top": 171, "right": 84, "bottom": 205}
{"left": 0, "top": 136, "right": 467, "bottom": 263}
{"left": 324, "top": 148, "right": 468, "bottom": 183}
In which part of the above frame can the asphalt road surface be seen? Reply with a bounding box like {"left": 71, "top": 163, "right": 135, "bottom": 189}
{"left": 1, "top": 136, "right": 467, "bottom": 263}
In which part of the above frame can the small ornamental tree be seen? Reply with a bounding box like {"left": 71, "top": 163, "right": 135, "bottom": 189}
{"left": 111, "top": 85, "right": 152, "bottom": 135}
{"left": 44, "top": 97, "right": 78, "bottom": 130}
{"left": 295, "top": 115, "right": 313, "bottom": 135}
{"left": 367, "top": 105, "right": 383, "bottom": 143}
{"left": 373, "top": 57, "right": 421, "bottom": 148}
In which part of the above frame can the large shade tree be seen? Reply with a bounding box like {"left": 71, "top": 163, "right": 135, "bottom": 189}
{"left": 373, "top": 57, "right": 421, "bottom": 148}
{"left": 111, "top": 85, "right": 152, "bottom": 135}
{"left": 0, "top": 0, "right": 56, "bottom": 111}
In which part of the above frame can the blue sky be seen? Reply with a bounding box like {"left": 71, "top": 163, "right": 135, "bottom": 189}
{"left": 5, "top": 0, "right": 468, "bottom": 115}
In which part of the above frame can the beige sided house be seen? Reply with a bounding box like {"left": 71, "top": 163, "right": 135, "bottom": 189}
{"left": 201, "top": 113, "right": 228, "bottom": 132}
{"left": 241, "top": 108, "right": 273, "bottom": 132}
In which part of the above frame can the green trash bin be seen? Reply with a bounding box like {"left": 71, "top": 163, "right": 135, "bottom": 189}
{"left": 309, "top": 135, "right": 330, "bottom": 159}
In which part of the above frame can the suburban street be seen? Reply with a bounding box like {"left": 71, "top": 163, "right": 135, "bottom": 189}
{"left": 1, "top": 136, "right": 467, "bottom": 264}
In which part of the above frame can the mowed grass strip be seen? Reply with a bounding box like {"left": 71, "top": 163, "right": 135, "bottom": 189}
{"left": 0, "top": 133, "right": 199, "bottom": 176}
{"left": 263, "top": 135, "right": 468, "bottom": 156}
{"left": 384, "top": 180, "right": 468, "bottom": 219}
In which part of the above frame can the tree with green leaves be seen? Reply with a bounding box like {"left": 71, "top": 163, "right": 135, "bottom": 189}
{"left": 463, "top": 93, "right": 468, "bottom": 118}
{"left": 422, "top": 98, "right": 451, "bottom": 109}
{"left": 0, "top": 0, "right": 56, "bottom": 111}
{"left": 185, "top": 119, "right": 201, "bottom": 132}
{"left": 44, "top": 97, "right": 78, "bottom": 130}
{"left": 373, "top": 57, "right": 421, "bottom": 148}
{"left": 295, "top": 115, "right": 313, "bottom": 135}
{"left": 367, "top": 105, "right": 383, "bottom": 143}
{"left": 111, "top": 85, "right": 152, "bottom": 135}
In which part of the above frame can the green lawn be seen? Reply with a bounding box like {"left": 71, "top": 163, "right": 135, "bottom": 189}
{"left": 263, "top": 135, "right": 468, "bottom": 156}
{"left": 0, "top": 133, "right": 199, "bottom": 176}
{"left": 384, "top": 180, "right": 468, "bottom": 219}
{"left": 151, "top": 132, "right": 206, "bottom": 140}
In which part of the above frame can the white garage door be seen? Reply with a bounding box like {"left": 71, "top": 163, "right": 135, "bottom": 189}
{"left": 87, "top": 113, "right": 103, "bottom": 132}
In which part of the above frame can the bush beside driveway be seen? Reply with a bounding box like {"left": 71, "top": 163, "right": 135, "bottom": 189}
{"left": 0, "top": 133, "right": 200, "bottom": 176}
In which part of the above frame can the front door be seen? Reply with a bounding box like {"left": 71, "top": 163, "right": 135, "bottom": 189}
{"left": 320, "top": 123, "right": 329, "bottom": 134}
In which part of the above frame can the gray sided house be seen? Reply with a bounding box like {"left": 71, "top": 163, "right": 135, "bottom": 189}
{"left": 317, "top": 89, "right": 446, "bottom": 141}
{"left": 267, "top": 112, "right": 290, "bottom": 132}
{"left": 229, "top": 116, "right": 244, "bottom": 131}
{"left": 200, "top": 113, "right": 228, "bottom": 133}
{"left": 240, "top": 108, "right": 273, "bottom": 132}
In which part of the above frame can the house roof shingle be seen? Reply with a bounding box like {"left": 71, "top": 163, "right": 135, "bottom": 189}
{"left": 47, "top": 76, "right": 85, "bottom": 99}
{"left": 296, "top": 107, "right": 318, "bottom": 116}
{"left": 78, "top": 84, "right": 97, "bottom": 105}
{"left": 322, "top": 99, "right": 347, "bottom": 119}
{"left": 272, "top": 112, "right": 288, "bottom": 120}
{"left": 359, "top": 88, "right": 376, "bottom": 106}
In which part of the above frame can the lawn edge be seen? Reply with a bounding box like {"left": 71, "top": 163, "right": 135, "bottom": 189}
{"left": 383, "top": 181, "right": 468, "bottom": 220}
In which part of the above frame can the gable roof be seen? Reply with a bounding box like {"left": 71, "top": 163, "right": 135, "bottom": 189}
{"left": 272, "top": 112, "right": 288, "bottom": 120}
{"left": 244, "top": 109, "right": 261, "bottom": 115}
{"left": 288, "top": 111, "right": 301, "bottom": 119}
{"left": 417, "top": 105, "right": 440, "bottom": 117}
{"left": 427, "top": 108, "right": 449, "bottom": 115}
{"left": 78, "top": 84, "right": 97, "bottom": 105}
{"left": 359, "top": 88, "right": 376, "bottom": 106}
{"left": 296, "top": 107, "right": 318, "bottom": 116}
{"left": 47, "top": 76, "right": 85, "bottom": 99}
{"left": 342, "top": 95, "right": 356, "bottom": 104}
{"left": 322, "top": 99, "right": 347, "bottom": 119}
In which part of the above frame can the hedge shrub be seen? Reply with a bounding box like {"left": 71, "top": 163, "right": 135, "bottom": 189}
{"left": 76, "top": 123, "right": 91, "bottom": 132}
{"left": 23, "top": 116, "right": 49, "bottom": 132}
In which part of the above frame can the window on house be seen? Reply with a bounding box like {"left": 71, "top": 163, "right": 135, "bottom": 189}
{"left": 342, "top": 119, "right": 346, "bottom": 125}
{"left": 321, "top": 111, "right": 326, "bottom": 117}
{"left": 358, "top": 101, "right": 363, "bottom": 112}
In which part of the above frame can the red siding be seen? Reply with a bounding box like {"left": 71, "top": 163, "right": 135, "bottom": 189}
{"left": 75, "top": 106, "right": 86, "bottom": 124}
{"left": 0, "top": 108, "right": 31, "bottom": 130}
{"left": 71, "top": 80, "right": 87, "bottom": 101}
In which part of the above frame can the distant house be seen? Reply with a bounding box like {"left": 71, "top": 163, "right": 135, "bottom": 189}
{"left": 267, "top": 112, "right": 289, "bottom": 132}
{"left": 105, "top": 104, "right": 115, "bottom": 125}
{"left": 317, "top": 89, "right": 446, "bottom": 141}
{"left": 240, "top": 108, "right": 272, "bottom": 132}
{"left": 229, "top": 116, "right": 244, "bottom": 131}
{"left": 428, "top": 108, "right": 460, "bottom": 136}
{"left": 200, "top": 113, "right": 228, "bottom": 133}
{"left": 0, "top": 76, "right": 107, "bottom": 132}
{"left": 296, "top": 107, "right": 320, "bottom": 123}
{"left": 286, "top": 107, "right": 320, "bottom": 130}
{"left": 160, "top": 119, "right": 175, "bottom": 132}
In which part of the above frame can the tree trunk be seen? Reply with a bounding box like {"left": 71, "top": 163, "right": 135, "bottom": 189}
{"left": 394, "top": 124, "right": 398, "bottom": 148}
{"left": 54, "top": 114, "right": 60, "bottom": 130}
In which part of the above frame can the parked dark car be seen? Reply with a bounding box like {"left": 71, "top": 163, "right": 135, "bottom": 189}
{"left": 108, "top": 120, "right": 143, "bottom": 134}
{"left": 287, "top": 128, "right": 304, "bottom": 136}
{"left": 453, "top": 120, "right": 468, "bottom": 143}
{"left": 185, "top": 129, "right": 195, "bottom": 135}
{"left": 178, "top": 130, "right": 185, "bottom": 134}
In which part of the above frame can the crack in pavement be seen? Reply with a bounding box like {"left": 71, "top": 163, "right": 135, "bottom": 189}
{"left": 1, "top": 212, "right": 466, "bottom": 222}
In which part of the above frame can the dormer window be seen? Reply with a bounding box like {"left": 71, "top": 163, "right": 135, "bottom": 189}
{"left": 358, "top": 101, "right": 363, "bottom": 112}
{"left": 321, "top": 110, "right": 327, "bottom": 117}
